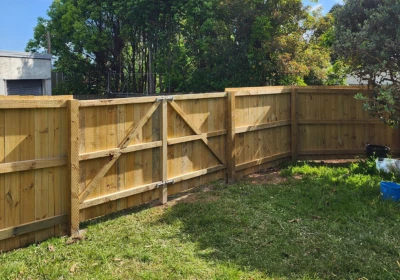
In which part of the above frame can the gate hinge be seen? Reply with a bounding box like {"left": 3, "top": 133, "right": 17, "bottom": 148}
{"left": 156, "top": 180, "right": 175, "bottom": 188}
{"left": 156, "top": 96, "right": 174, "bottom": 102}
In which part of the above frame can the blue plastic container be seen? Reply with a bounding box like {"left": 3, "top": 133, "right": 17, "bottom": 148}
{"left": 380, "top": 182, "right": 400, "bottom": 201}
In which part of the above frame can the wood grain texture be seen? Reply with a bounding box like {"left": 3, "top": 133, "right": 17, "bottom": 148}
{"left": 291, "top": 87, "right": 298, "bottom": 161}
{"left": 0, "top": 157, "right": 67, "bottom": 174}
{"left": 227, "top": 91, "right": 236, "bottom": 183}
{"left": 296, "top": 87, "right": 399, "bottom": 155}
{"left": 0, "top": 215, "right": 67, "bottom": 241}
{"left": 68, "top": 100, "right": 80, "bottom": 235}
{"left": 4, "top": 87, "right": 400, "bottom": 252}
{"left": 160, "top": 100, "right": 168, "bottom": 204}
{"left": 0, "top": 100, "right": 69, "bottom": 252}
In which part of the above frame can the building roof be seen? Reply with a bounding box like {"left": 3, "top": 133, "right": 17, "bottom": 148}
{"left": 0, "top": 50, "right": 52, "bottom": 60}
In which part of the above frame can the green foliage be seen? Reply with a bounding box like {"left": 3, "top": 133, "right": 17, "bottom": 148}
{"left": 349, "top": 158, "right": 380, "bottom": 176}
{"left": 355, "top": 84, "right": 400, "bottom": 128}
{"left": 324, "top": 60, "right": 350, "bottom": 86}
{"left": 301, "top": 8, "right": 350, "bottom": 86}
{"left": 334, "top": 0, "right": 400, "bottom": 125}
{"left": 27, "top": 0, "right": 340, "bottom": 94}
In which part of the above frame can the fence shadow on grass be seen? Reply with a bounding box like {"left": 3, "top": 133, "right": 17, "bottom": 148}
{"left": 157, "top": 164, "right": 400, "bottom": 279}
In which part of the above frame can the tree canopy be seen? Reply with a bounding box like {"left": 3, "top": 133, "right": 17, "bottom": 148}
{"left": 27, "top": 0, "right": 340, "bottom": 94}
{"left": 333, "top": 0, "right": 400, "bottom": 127}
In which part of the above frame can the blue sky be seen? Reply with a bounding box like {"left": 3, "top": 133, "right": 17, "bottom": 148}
{"left": 303, "top": 0, "right": 344, "bottom": 13}
{"left": 0, "top": 0, "right": 342, "bottom": 52}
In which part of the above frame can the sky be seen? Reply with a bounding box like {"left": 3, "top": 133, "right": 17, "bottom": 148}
{"left": 0, "top": 0, "right": 343, "bottom": 52}
{"left": 303, "top": 0, "right": 344, "bottom": 13}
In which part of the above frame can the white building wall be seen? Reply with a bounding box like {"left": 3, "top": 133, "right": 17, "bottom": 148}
{"left": 0, "top": 51, "right": 52, "bottom": 95}
{"left": 346, "top": 73, "right": 395, "bottom": 86}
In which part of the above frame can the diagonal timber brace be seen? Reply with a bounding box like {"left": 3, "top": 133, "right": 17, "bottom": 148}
{"left": 79, "top": 101, "right": 161, "bottom": 203}
{"left": 168, "top": 100, "right": 225, "bottom": 164}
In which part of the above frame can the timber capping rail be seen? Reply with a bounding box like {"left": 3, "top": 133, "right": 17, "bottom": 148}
{"left": 2, "top": 85, "right": 398, "bottom": 252}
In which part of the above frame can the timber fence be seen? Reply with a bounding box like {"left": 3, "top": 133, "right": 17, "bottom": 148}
{"left": 1, "top": 86, "right": 399, "bottom": 252}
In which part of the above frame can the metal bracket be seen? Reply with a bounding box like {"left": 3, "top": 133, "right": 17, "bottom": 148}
{"left": 156, "top": 96, "right": 174, "bottom": 102}
{"left": 156, "top": 180, "right": 175, "bottom": 188}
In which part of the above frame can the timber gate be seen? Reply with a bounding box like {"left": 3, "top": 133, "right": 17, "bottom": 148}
{"left": 78, "top": 94, "right": 227, "bottom": 221}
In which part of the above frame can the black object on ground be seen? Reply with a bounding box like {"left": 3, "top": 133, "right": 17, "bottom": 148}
{"left": 366, "top": 144, "right": 390, "bottom": 158}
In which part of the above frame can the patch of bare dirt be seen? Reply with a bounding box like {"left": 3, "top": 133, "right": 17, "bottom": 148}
{"left": 310, "top": 159, "right": 358, "bottom": 165}
{"left": 153, "top": 184, "right": 221, "bottom": 209}
{"left": 240, "top": 167, "right": 290, "bottom": 185}
{"left": 242, "top": 167, "right": 306, "bottom": 185}
{"left": 245, "top": 171, "right": 287, "bottom": 185}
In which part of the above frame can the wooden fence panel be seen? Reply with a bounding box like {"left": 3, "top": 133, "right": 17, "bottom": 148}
{"left": 78, "top": 94, "right": 227, "bottom": 221}
{"left": 0, "top": 97, "right": 70, "bottom": 252}
{"left": 4, "top": 86, "right": 400, "bottom": 252}
{"left": 228, "top": 87, "right": 292, "bottom": 179}
{"left": 166, "top": 95, "right": 227, "bottom": 196}
{"left": 78, "top": 99, "right": 163, "bottom": 221}
{"left": 296, "top": 87, "right": 400, "bottom": 158}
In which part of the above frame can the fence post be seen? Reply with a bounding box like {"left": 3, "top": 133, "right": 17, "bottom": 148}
{"left": 159, "top": 99, "right": 168, "bottom": 204}
{"left": 68, "top": 99, "right": 80, "bottom": 236}
{"left": 291, "top": 87, "right": 298, "bottom": 162}
{"left": 226, "top": 91, "right": 236, "bottom": 183}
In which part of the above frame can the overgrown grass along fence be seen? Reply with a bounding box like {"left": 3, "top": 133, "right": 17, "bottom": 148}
{"left": 1, "top": 86, "right": 399, "bottom": 252}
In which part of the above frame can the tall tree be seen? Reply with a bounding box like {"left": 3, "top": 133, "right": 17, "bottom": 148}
{"left": 333, "top": 0, "right": 400, "bottom": 127}
{"left": 27, "top": 0, "right": 335, "bottom": 94}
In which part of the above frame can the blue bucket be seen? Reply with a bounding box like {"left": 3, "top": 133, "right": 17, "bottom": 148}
{"left": 380, "top": 182, "right": 400, "bottom": 201}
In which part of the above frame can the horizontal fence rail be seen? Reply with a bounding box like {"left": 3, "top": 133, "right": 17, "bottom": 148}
{"left": 1, "top": 86, "right": 399, "bottom": 252}
{"left": 0, "top": 96, "right": 73, "bottom": 252}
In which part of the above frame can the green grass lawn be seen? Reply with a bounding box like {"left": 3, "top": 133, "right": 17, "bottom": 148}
{"left": 1, "top": 161, "right": 400, "bottom": 279}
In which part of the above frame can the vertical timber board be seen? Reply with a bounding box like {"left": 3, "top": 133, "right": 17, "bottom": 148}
{"left": 250, "top": 95, "right": 257, "bottom": 169}
{"left": 210, "top": 97, "right": 224, "bottom": 183}
{"left": 68, "top": 100, "right": 80, "bottom": 235}
{"left": 167, "top": 101, "right": 176, "bottom": 183}
{"left": 116, "top": 104, "right": 126, "bottom": 211}
{"left": 227, "top": 91, "right": 236, "bottom": 183}
{"left": 199, "top": 99, "right": 208, "bottom": 187}
{"left": 167, "top": 100, "right": 183, "bottom": 195}
{"left": 80, "top": 106, "right": 94, "bottom": 220}
{"left": 47, "top": 108, "right": 56, "bottom": 238}
{"left": 96, "top": 106, "right": 107, "bottom": 215}
{"left": 19, "top": 108, "right": 36, "bottom": 246}
{"left": 125, "top": 103, "right": 137, "bottom": 208}
{"left": 33, "top": 108, "right": 46, "bottom": 242}
{"left": 185, "top": 100, "right": 194, "bottom": 190}
{"left": 151, "top": 103, "right": 160, "bottom": 202}
{"left": 297, "top": 90, "right": 306, "bottom": 152}
{"left": 4, "top": 108, "right": 21, "bottom": 250}
{"left": 134, "top": 104, "right": 145, "bottom": 202}
{"left": 341, "top": 92, "right": 350, "bottom": 150}
{"left": 307, "top": 91, "right": 316, "bottom": 151}
{"left": 319, "top": 90, "right": 327, "bottom": 151}
{"left": 160, "top": 100, "right": 168, "bottom": 204}
{"left": 351, "top": 92, "right": 360, "bottom": 149}
{"left": 242, "top": 96, "right": 250, "bottom": 167}
{"left": 105, "top": 106, "right": 118, "bottom": 214}
{"left": 323, "top": 91, "right": 332, "bottom": 151}
{"left": 291, "top": 87, "right": 298, "bottom": 161}
{"left": 142, "top": 102, "right": 154, "bottom": 203}
{"left": 59, "top": 108, "right": 68, "bottom": 235}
